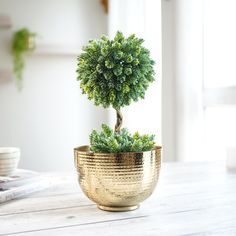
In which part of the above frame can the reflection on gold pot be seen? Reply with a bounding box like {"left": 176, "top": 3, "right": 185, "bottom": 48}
{"left": 74, "top": 145, "right": 161, "bottom": 212}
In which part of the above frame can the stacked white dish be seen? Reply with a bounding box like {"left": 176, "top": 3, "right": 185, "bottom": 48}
{"left": 0, "top": 147, "right": 20, "bottom": 176}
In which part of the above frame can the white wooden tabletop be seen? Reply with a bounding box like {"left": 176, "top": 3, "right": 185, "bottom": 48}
{"left": 0, "top": 162, "right": 236, "bottom": 236}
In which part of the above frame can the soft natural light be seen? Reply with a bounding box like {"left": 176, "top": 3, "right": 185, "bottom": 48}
{"left": 203, "top": 0, "right": 236, "bottom": 162}
{"left": 204, "top": 0, "right": 236, "bottom": 88}
{"left": 205, "top": 107, "right": 236, "bottom": 160}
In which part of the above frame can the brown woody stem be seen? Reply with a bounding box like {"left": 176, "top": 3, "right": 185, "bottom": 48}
{"left": 115, "top": 109, "right": 123, "bottom": 132}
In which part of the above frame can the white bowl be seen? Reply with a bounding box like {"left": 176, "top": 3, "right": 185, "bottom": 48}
{"left": 0, "top": 147, "right": 20, "bottom": 176}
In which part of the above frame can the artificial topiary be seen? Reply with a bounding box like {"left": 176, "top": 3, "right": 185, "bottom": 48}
{"left": 12, "top": 28, "right": 36, "bottom": 88}
{"left": 77, "top": 31, "right": 156, "bottom": 152}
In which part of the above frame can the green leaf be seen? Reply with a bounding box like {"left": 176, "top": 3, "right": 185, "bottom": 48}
{"left": 89, "top": 124, "right": 156, "bottom": 153}
{"left": 12, "top": 28, "right": 36, "bottom": 87}
{"left": 76, "top": 31, "right": 156, "bottom": 109}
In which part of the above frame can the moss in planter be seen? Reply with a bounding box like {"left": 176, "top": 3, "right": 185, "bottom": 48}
{"left": 90, "top": 124, "right": 155, "bottom": 153}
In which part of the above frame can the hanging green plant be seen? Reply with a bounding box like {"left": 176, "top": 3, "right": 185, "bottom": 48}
{"left": 12, "top": 28, "right": 36, "bottom": 88}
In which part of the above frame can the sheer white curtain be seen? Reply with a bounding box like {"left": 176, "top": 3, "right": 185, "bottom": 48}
{"left": 162, "top": 0, "right": 204, "bottom": 162}
{"left": 108, "top": 0, "right": 162, "bottom": 147}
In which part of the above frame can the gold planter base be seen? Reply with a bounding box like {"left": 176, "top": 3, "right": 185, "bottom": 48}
{"left": 98, "top": 205, "right": 139, "bottom": 212}
{"left": 74, "top": 145, "right": 161, "bottom": 212}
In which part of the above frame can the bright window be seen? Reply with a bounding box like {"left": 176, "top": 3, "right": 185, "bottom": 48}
{"left": 203, "top": 0, "right": 236, "bottom": 160}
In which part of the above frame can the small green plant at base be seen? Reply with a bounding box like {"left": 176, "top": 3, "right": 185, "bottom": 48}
{"left": 77, "top": 31, "right": 157, "bottom": 153}
{"left": 90, "top": 124, "right": 155, "bottom": 153}
{"left": 12, "top": 28, "right": 36, "bottom": 88}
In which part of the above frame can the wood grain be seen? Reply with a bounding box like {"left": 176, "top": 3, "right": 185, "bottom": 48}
{"left": 0, "top": 162, "right": 236, "bottom": 236}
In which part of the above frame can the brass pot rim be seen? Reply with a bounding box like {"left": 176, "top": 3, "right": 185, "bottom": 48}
{"left": 74, "top": 145, "right": 162, "bottom": 157}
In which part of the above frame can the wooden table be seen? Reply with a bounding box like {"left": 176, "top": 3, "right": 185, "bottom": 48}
{"left": 0, "top": 162, "right": 236, "bottom": 235}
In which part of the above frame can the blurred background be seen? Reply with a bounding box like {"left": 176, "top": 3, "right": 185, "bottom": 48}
{"left": 0, "top": 0, "right": 235, "bottom": 171}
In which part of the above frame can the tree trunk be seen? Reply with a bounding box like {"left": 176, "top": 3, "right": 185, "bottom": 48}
{"left": 115, "top": 109, "right": 123, "bottom": 132}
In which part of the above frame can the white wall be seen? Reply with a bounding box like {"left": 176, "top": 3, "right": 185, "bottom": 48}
{"left": 0, "top": 0, "right": 108, "bottom": 171}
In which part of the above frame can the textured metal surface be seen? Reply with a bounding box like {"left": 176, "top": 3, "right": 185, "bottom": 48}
{"left": 74, "top": 145, "right": 161, "bottom": 211}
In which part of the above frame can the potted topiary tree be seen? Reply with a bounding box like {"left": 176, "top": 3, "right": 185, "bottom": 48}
{"left": 74, "top": 31, "right": 161, "bottom": 212}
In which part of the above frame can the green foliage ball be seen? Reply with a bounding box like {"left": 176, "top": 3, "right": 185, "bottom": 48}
{"left": 90, "top": 124, "right": 155, "bottom": 153}
{"left": 77, "top": 31, "right": 155, "bottom": 109}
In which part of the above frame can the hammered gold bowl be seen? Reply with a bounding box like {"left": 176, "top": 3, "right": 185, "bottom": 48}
{"left": 74, "top": 145, "right": 161, "bottom": 212}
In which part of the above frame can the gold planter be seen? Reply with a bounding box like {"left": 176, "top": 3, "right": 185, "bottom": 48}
{"left": 74, "top": 145, "right": 161, "bottom": 212}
